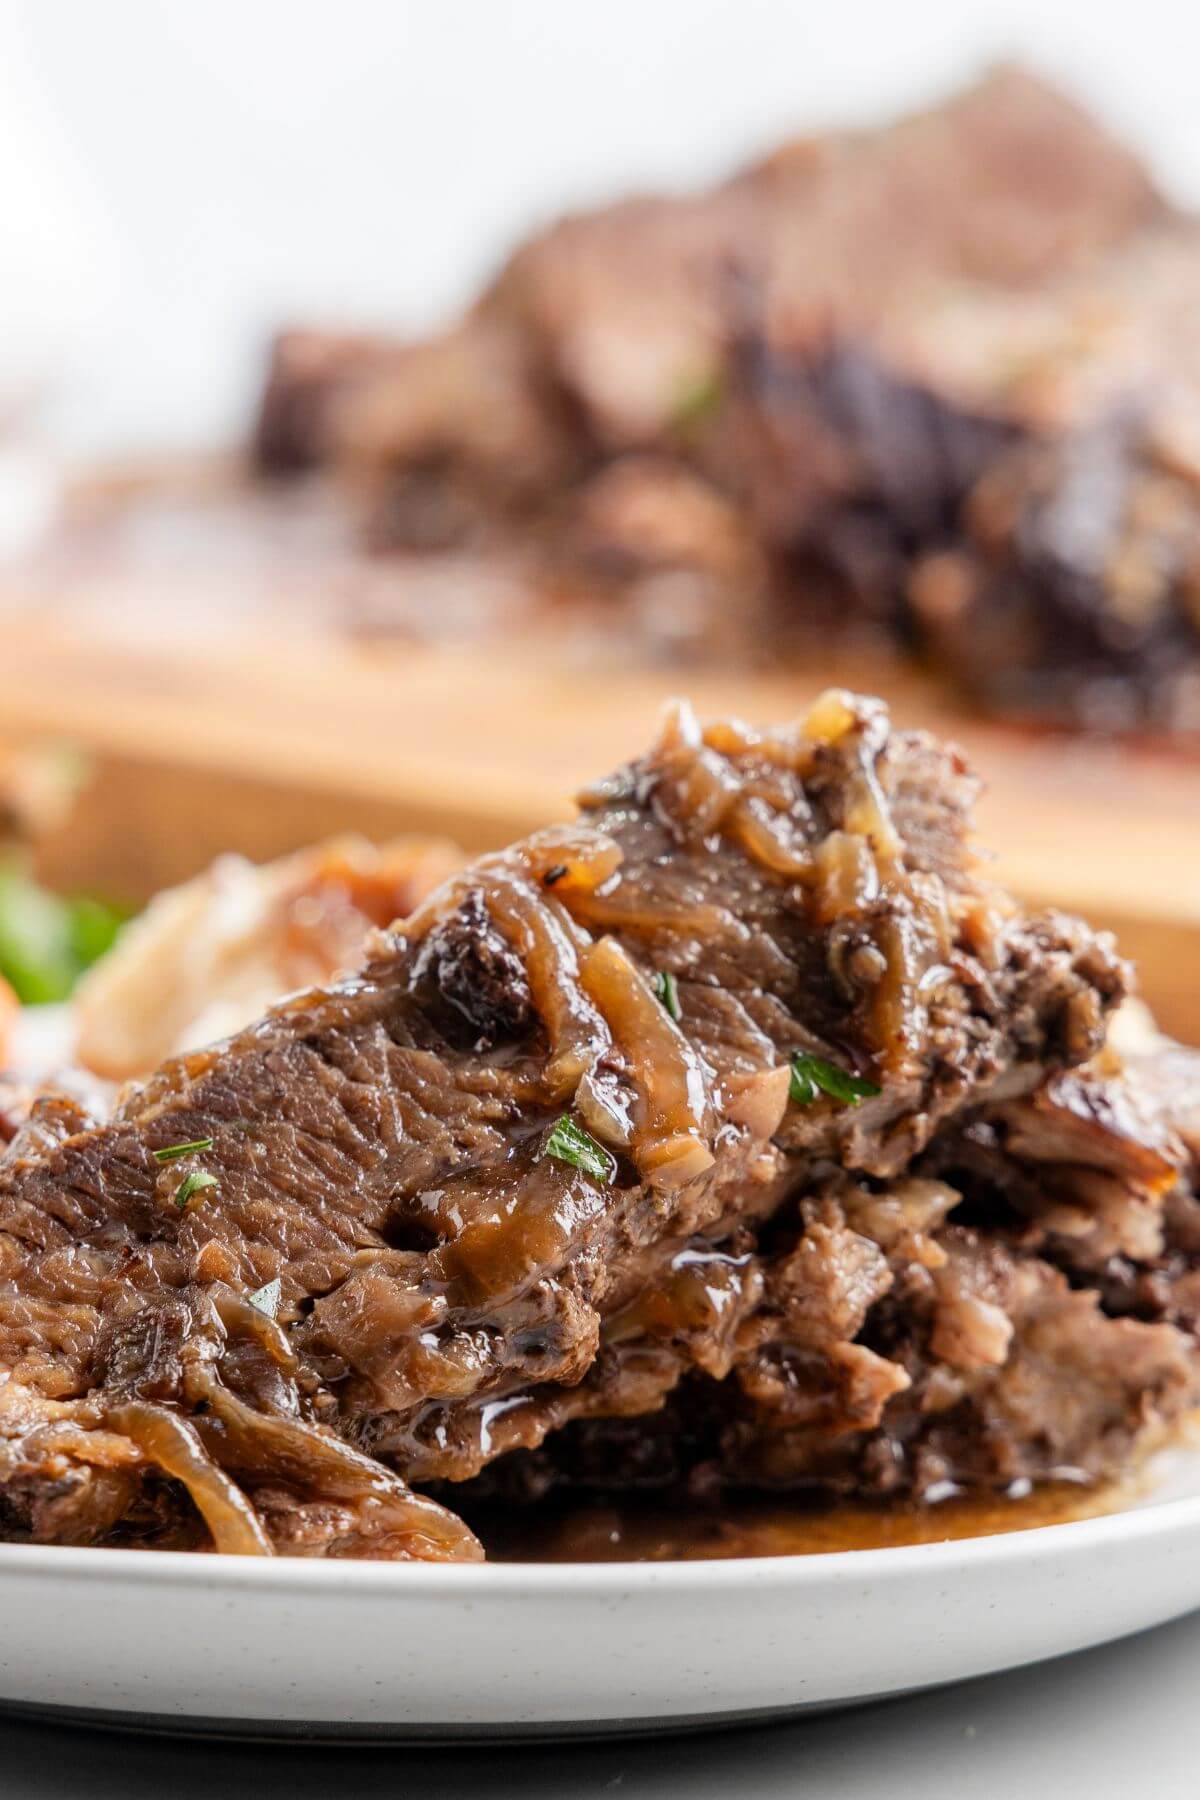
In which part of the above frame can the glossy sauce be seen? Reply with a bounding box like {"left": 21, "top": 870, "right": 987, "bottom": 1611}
{"left": 472, "top": 1484, "right": 1121, "bottom": 1563}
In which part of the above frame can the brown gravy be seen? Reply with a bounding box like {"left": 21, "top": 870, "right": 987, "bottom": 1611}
{"left": 469, "top": 1484, "right": 1120, "bottom": 1563}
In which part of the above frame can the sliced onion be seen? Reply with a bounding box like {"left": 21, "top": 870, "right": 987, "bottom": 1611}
{"left": 517, "top": 826, "right": 624, "bottom": 895}
{"left": 575, "top": 1065, "right": 635, "bottom": 1149}
{"left": 721, "top": 1065, "right": 791, "bottom": 1141}
{"left": 475, "top": 868, "right": 610, "bottom": 1101}
{"left": 185, "top": 1366, "right": 481, "bottom": 1562}
{"left": 105, "top": 1400, "right": 273, "bottom": 1556}
{"left": 727, "top": 796, "right": 813, "bottom": 881}
{"left": 580, "top": 936, "right": 713, "bottom": 1192}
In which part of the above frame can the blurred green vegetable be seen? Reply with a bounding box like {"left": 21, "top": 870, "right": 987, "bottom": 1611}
{"left": 0, "top": 857, "right": 130, "bottom": 1005}
{"left": 670, "top": 362, "right": 725, "bottom": 436}
{"left": 65, "top": 893, "right": 126, "bottom": 971}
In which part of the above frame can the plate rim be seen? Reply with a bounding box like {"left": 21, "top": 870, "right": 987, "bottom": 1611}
{"left": 2, "top": 1486, "right": 1197, "bottom": 1596}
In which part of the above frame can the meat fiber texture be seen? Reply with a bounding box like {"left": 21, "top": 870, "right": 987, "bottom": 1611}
{"left": 460, "top": 1038, "right": 1200, "bottom": 1509}
{"left": 0, "top": 690, "right": 1151, "bottom": 1560}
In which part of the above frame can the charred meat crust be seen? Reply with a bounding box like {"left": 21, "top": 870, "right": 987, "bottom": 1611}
{"left": 409, "top": 888, "right": 536, "bottom": 1049}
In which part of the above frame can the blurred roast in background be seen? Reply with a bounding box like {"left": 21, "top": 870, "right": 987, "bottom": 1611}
{"left": 0, "top": 0, "right": 1197, "bottom": 1040}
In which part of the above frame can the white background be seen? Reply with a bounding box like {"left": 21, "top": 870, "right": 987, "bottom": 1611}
{"left": 2, "top": 0, "right": 1199, "bottom": 451}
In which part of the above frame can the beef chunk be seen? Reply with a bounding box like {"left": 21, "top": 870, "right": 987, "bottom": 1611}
{"left": 924, "top": 1039, "right": 1200, "bottom": 1323}
{"left": 454, "top": 1044, "right": 1200, "bottom": 1510}
{"left": 730, "top": 223, "right": 1200, "bottom": 728}
{"left": 910, "top": 414, "right": 1200, "bottom": 730}
{"left": 0, "top": 694, "right": 1126, "bottom": 1557}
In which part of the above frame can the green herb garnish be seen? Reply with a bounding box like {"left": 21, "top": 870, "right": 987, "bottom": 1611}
{"left": 248, "top": 1277, "right": 281, "bottom": 1319}
{"left": 153, "top": 1137, "right": 215, "bottom": 1164}
{"left": 543, "top": 1116, "right": 616, "bottom": 1184}
{"left": 671, "top": 363, "right": 725, "bottom": 435}
{"left": 175, "top": 1169, "right": 219, "bottom": 1210}
{"left": 654, "top": 969, "right": 681, "bottom": 1021}
{"left": 788, "top": 1053, "right": 881, "bottom": 1107}
{"left": 0, "top": 857, "right": 129, "bottom": 1005}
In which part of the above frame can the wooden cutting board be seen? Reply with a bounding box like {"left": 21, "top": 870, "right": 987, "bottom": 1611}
{"left": 1, "top": 596, "right": 1198, "bottom": 1041}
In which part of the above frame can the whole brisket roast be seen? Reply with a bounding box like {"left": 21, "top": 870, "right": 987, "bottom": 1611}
{"left": 249, "top": 68, "right": 1200, "bottom": 730}
{"left": 3, "top": 693, "right": 1193, "bottom": 1562}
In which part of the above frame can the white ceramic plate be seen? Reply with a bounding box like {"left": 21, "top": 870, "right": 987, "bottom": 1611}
{"left": 1, "top": 1444, "right": 1198, "bottom": 1741}
{"left": 5, "top": 1015, "right": 1200, "bottom": 1739}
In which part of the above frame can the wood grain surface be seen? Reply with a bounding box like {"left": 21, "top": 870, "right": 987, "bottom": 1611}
{"left": 1, "top": 599, "right": 1197, "bottom": 1039}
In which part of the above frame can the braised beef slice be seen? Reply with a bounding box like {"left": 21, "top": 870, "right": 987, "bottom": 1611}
{"left": 454, "top": 1042, "right": 1200, "bottom": 1508}
{"left": 0, "top": 694, "right": 1126, "bottom": 1557}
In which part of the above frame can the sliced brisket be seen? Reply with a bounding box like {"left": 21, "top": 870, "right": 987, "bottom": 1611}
{"left": 0, "top": 693, "right": 1124, "bottom": 1556}
{"left": 454, "top": 1042, "right": 1200, "bottom": 1509}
